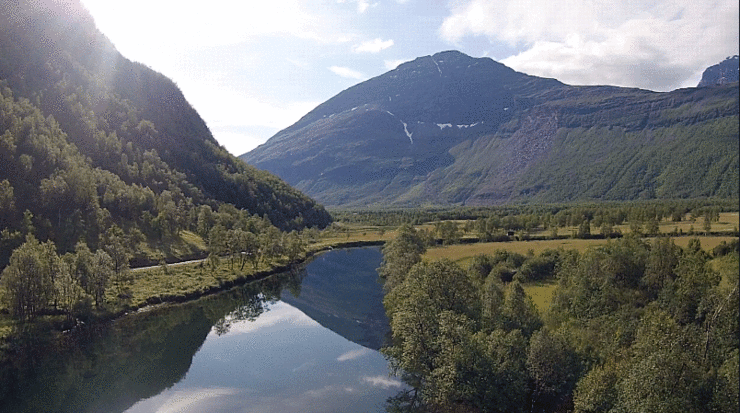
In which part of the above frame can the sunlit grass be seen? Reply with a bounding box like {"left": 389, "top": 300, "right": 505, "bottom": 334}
{"left": 424, "top": 236, "right": 737, "bottom": 264}
{"left": 523, "top": 281, "right": 558, "bottom": 315}
{"left": 424, "top": 239, "right": 610, "bottom": 263}
{"left": 134, "top": 230, "right": 208, "bottom": 263}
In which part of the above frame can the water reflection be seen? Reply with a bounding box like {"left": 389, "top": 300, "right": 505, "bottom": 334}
{"left": 0, "top": 247, "right": 397, "bottom": 413}
{"left": 281, "top": 247, "right": 389, "bottom": 350}
{"left": 126, "top": 301, "right": 402, "bottom": 413}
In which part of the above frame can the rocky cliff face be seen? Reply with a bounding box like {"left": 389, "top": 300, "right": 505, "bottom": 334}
{"left": 698, "top": 56, "right": 739, "bottom": 87}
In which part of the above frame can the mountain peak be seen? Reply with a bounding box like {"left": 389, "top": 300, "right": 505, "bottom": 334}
{"left": 394, "top": 50, "right": 510, "bottom": 74}
{"left": 698, "top": 55, "right": 739, "bottom": 87}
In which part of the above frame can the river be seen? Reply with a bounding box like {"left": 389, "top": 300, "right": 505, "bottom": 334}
{"left": 0, "top": 247, "right": 402, "bottom": 413}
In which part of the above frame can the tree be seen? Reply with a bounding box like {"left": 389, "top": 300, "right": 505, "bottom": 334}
{"left": 502, "top": 280, "right": 541, "bottom": 337}
{"left": 89, "top": 249, "right": 113, "bottom": 307}
{"left": 712, "top": 350, "right": 739, "bottom": 412}
{"left": 378, "top": 224, "right": 427, "bottom": 291}
{"left": 427, "top": 312, "right": 529, "bottom": 413}
{"left": 614, "top": 308, "right": 707, "bottom": 413}
{"left": 645, "top": 217, "right": 660, "bottom": 236}
{"left": 102, "top": 225, "right": 132, "bottom": 298}
{"left": 435, "top": 221, "right": 461, "bottom": 245}
{"left": 0, "top": 235, "right": 55, "bottom": 321}
{"left": 208, "top": 224, "right": 227, "bottom": 256}
{"left": 283, "top": 230, "right": 305, "bottom": 263}
{"left": 527, "top": 329, "right": 582, "bottom": 412}
{"left": 658, "top": 250, "right": 718, "bottom": 324}
{"left": 0, "top": 179, "right": 14, "bottom": 214}
{"left": 703, "top": 211, "right": 712, "bottom": 234}
{"left": 260, "top": 226, "right": 284, "bottom": 264}
{"left": 384, "top": 259, "right": 479, "bottom": 386}
{"left": 573, "top": 362, "right": 620, "bottom": 413}
{"left": 54, "top": 259, "right": 83, "bottom": 321}
{"left": 481, "top": 274, "right": 505, "bottom": 332}
{"left": 642, "top": 237, "right": 681, "bottom": 298}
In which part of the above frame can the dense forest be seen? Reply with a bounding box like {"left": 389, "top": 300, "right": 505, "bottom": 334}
{"left": 379, "top": 225, "right": 738, "bottom": 412}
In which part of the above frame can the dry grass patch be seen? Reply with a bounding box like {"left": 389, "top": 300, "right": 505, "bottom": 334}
{"left": 424, "top": 239, "right": 611, "bottom": 263}
{"left": 523, "top": 281, "right": 558, "bottom": 314}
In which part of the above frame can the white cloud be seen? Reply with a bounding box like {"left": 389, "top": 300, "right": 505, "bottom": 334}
{"left": 440, "top": 0, "right": 740, "bottom": 91}
{"left": 337, "top": 348, "right": 372, "bottom": 362}
{"left": 352, "top": 38, "right": 395, "bottom": 53}
{"left": 126, "top": 387, "right": 240, "bottom": 413}
{"left": 361, "top": 375, "right": 404, "bottom": 389}
{"left": 384, "top": 59, "right": 409, "bottom": 70}
{"left": 329, "top": 66, "right": 366, "bottom": 80}
{"left": 337, "top": 0, "right": 376, "bottom": 13}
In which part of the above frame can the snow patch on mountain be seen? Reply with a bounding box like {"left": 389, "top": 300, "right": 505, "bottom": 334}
{"left": 430, "top": 57, "right": 442, "bottom": 76}
{"left": 385, "top": 111, "right": 413, "bottom": 144}
{"left": 402, "top": 121, "right": 414, "bottom": 144}
{"left": 457, "top": 122, "right": 479, "bottom": 129}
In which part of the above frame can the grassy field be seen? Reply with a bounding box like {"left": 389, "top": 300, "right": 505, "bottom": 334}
{"left": 424, "top": 236, "right": 738, "bottom": 264}
{"left": 424, "top": 233, "right": 738, "bottom": 316}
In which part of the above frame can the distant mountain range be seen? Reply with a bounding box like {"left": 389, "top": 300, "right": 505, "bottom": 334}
{"left": 241, "top": 51, "right": 739, "bottom": 207}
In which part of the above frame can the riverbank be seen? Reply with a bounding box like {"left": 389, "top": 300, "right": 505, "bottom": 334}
{"left": 123, "top": 239, "right": 386, "bottom": 313}
{"left": 0, "top": 239, "right": 388, "bottom": 342}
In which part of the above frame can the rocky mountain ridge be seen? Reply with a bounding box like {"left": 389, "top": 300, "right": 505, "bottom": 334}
{"left": 698, "top": 55, "right": 739, "bottom": 87}
{"left": 242, "top": 51, "right": 739, "bottom": 207}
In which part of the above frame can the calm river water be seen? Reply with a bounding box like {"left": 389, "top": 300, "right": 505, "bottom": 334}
{"left": 0, "top": 247, "right": 402, "bottom": 413}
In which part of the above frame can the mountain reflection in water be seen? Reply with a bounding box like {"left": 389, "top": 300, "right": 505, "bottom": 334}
{"left": 0, "top": 247, "right": 399, "bottom": 413}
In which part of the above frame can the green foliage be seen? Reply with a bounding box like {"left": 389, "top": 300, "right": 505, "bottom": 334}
{"left": 381, "top": 222, "right": 739, "bottom": 413}
{"left": 614, "top": 308, "right": 709, "bottom": 413}
{"left": 515, "top": 249, "right": 560, "bottom": 282}
{"left": 0, "top": 235, "right": 57, "bottom": 321}
{"left": 527, "top": 328, "right": 583, "bottom": 411}
{"left": 514, "top": 116, "right": 739, "bottom": 203}
{"left": 378, "top": 224, "right": 428, "bottom": 291}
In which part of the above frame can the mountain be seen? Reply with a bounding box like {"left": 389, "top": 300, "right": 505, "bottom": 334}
{"left": 698, "top": 55, "right": 739, "bottom": 87}
{"left": 0, "top": 0, "right": 331, "bottom": 262}
{"left": 241, "top": 51, "right": 739, "bottom": 208}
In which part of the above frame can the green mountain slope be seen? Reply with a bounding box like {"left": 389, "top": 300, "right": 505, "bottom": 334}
{"left": 0, "top": 0, "right": 331, "bottom": 264}
{"left": 241, "top": 51, "right": 739, "bottom": 207}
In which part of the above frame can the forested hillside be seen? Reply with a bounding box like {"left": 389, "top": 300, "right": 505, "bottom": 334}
{"left": 0, "top": 0, "right": 331, "bottom": 266}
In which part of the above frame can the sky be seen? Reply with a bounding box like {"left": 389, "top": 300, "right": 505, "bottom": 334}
{"left": 78, "top": 0, "right": 739, "bottom": 156}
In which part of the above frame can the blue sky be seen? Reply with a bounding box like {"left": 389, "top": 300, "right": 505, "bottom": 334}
{"left": 79, "top": 0, "right": 739, "bottom": 156}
